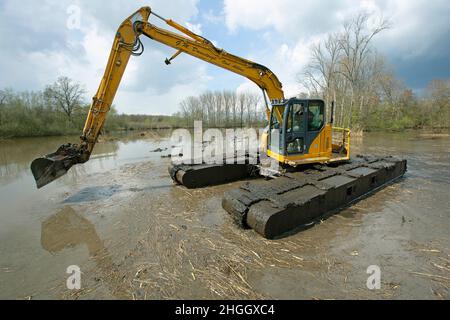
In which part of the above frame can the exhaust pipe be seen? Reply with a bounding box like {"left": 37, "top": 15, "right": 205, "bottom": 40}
{"left": 30, "top": 143, "right": 86, "bottom": 189}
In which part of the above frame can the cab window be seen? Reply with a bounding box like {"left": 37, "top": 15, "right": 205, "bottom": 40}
{"left": 308, "top": 102, "right": 324, "bottom": 131}
{"left": 287, "top": 103, "right": 304, "bottom": 133}
{"left": 270, "top": 106, "right": 284, "bottom": 130}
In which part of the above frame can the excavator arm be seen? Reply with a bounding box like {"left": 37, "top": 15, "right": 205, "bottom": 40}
{"left": 31, "top": 6, "right": 284, "bottom": 188}
{"left": 140, "top": 12, "right": 284, "bottom": 103}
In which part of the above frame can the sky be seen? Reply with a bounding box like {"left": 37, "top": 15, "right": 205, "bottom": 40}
{"left": 0, "top": 0, "right": 449, "bottom": 115}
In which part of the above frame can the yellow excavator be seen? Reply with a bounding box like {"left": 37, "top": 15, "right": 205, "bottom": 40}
{"left": 31, "top": 6, "right": 350, "bottom": 189}
{"left": 31, "top": 7, "right": 406, "bottom": 238}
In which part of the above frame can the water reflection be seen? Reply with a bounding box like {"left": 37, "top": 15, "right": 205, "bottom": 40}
{"left": 40, "top": 207, "right": 124, "bottom": 296}
{"left": 41, "top": 207, "right": 106, "bottom": 257}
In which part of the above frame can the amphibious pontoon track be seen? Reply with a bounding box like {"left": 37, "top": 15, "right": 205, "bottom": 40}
{"left": 169, "top": 154, "right": 259, "bottom": 189}
{"left": 170, "top": 155, "right": 407, "bottom": 238}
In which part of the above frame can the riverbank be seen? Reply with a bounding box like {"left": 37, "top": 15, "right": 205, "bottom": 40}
{"left": 1, "top": 126, "right": 448, "bottom": 141}
{"left": 0, "top": 114, "right": 184, "bottom": 139}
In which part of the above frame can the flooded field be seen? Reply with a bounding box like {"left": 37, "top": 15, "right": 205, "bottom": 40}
{"left": 0, "top": 131, "right": 449, "bottom": 299}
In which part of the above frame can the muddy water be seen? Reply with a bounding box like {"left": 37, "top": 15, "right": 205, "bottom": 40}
{"left": 0, "top": 131, "right": 449, "bottom": 299}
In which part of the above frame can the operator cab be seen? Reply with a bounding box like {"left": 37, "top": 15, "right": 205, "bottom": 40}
{"left": 268, "top": 98, "right": 325, "bottom": 157}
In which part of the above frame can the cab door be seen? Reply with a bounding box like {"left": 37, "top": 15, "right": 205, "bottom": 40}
{"left": 305, "top": 100, "right": 325, "bottom": 154}
{"left": 285, "top": 101, "right": 307, "bottom": 155}
{"left": 268, "top": 105, "right": 285, "bottom": 156}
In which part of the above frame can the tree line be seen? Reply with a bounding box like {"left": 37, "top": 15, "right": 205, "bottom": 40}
{"left": 299, "top": 13, "right": 450, "bottom": 131}
{"left": 0, "top": 78, "right": 88, "bottom": 137}
{"left": 0, "top": 77, "right": 181, "bottom": 138}
{"left": 174, "top": 90, "right": 265, "bottom": 128}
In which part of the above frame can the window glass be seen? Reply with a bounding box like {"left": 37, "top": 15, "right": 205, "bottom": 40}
{"left": 269, "top": 106, "right": 285, "bottom": 154}
{"left": 287, "top": 103, "right": 304, "bottom": 133}
{"left": 270, "top": 106, "right": 284, "bottom": 130}
{"left": 308, "top": 102, "right": 324, "bottom": 131}
{"left": 287, "top": 138, "right": 304, "bottom": 154}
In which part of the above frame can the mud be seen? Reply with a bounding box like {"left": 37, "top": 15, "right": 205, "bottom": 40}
{"left": 0, "top": 131, "right": 449, "bottom": 299}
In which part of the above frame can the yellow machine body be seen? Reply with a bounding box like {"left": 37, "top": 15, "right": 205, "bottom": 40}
{"left": 31, "top": 6, "right": 350, "bottom": 188}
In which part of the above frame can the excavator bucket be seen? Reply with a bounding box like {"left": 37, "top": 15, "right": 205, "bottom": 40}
{"left": 31, "top": 144, "right": 81, "bottom": 189}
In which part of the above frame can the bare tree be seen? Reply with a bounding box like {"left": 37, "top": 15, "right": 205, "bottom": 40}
{"left": 339, "top": 14, "right": 389, "bottom": 87}
{"left": 230, "top": 91, "right": 237, "bottom": 126}
{"left": 0, "top": 90, "right": 6, "bottom": 106}
{"left": 214, "top": 91, "right": 224, "bottom": 127}
{"left": 338, "top": 13, "right": 389, "bottom": 125}
{"left": 299, "top": 12, "right": 389, "bottom": 128}
{"left": 222, "top": 91, "right": 232, "bottom": 127}
{"left": 426, "top": 79, "right": 450, "bottom": 129}
{"left": 0, "top": 90, "right": 6, "bottom": 126}
{"left": 301, "top": 33, "right": 341, "bottom": 105}
{"left": 245, "top": 93, "right": 260, "bottom": 127}
{"left": 198, "top": 91, "right": 212, "bottom": 125}
{"left": 237, "top": 92, "right": 246, "bottom": 128}
{"left": 44, "top": 77, "right": 85, "bottom": 121}
{"left": 179, "top": 90, "right": 265, "bottom": 128}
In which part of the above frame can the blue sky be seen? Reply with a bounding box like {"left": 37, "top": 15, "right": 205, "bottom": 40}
{"left": 0, "top": 0, "right": 449, "bottom": 115}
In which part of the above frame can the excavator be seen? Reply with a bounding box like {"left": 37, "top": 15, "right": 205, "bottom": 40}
{"left": 31, "top": 7, "right": 406, "bottom": 238}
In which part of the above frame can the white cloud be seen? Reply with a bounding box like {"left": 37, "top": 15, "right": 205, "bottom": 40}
{"left": 225, "top": 0, "right": 450, "bottom": 95}
{"left": 185, "top": 22, "right": 203, "bottom": 35}
{"left": 236, "top": 80, "right": 260, "bottom": 95}
{"left": 224, "top": 0, "right": 350, "bottom": 36}
{"left": 238, "top": 38, "right": 317, "bottom": 98}
{"left": 372, "top": 0, "right": 450, "bottom": 60}
{"left": 202, "top": 9, "right": 224, "bottom": 24}
{"left": 223, "top": 0, "right": 450, "bottom": 59}
{"left": 0, "top": 0, "right": 204, "bottom": 115}
{"left": 115, "top": 80, "right": 209, "bottom": 115}
{"left": 223, "top": 0, "right": 354, "bottom": 97}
